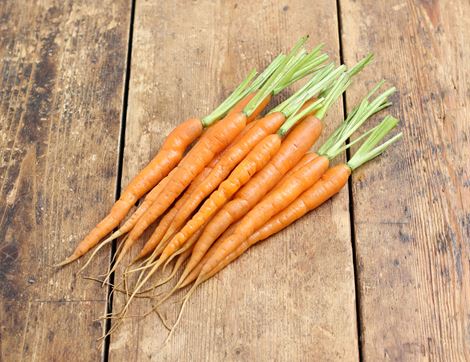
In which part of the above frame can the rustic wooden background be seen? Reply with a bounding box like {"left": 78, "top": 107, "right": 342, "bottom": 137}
{"left": 0, "top": 0, "right": 468, "bottom": 361}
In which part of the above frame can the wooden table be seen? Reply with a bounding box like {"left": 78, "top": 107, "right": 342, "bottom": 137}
{"left": 1, "top": 1, "right": 468, "bottom": 361}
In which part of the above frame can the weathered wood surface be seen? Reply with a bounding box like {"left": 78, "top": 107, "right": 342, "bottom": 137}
{"left": 0, "top": 0, "right": 131, "bottom": 360}
{"left": 109, "top": 0, "right": 358, "bottom": 361}
{"left": 340, "top": 0, "right": 470, "bottom": 360}
{"left": 2, "top": 0, "right": 469, "bottom": 361}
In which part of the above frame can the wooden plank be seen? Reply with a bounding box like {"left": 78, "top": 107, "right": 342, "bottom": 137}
{"left": 109, "top": 0, "right": 358, "bottom": 360}
{"left": 0, "top": 1, "right": 131, "bottom": 360}
{"left": 339, "top": 0, "right": 470, "bottom": 360}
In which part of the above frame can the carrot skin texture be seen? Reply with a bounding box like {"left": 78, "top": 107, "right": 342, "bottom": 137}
{"left": 276, "top": 152, "right": 319, "bottom": 184}
{"left": 228, "top": 93, "right": 255, "bottom": 116}
{"left": 204, "top": 164, "right": 351, "bottom": 279}
{"left": 159, "top": 134, "right": 282, "bottom": 263}
{"left": 199, "top": 154, "right": 330, "bottom": 277}
{"left": 248, "top": 94, "right": 272, "bottom": 123}
{"left": 251, "top": 164, "right": 351, "bottom": 241}
{"left": 181, "top": 116, "right": 323, "bottom": 280}
{"left": 165, "top": 112, "right": 286, "bottom": 239}
{"left": 122, "top": 112, "right": 247, "bottom": 256}
{"left": 61, "top": 118, "right": 203, "bottom": 264}
{"left": 116, "top": 168, "right": 175, "bottom": 237}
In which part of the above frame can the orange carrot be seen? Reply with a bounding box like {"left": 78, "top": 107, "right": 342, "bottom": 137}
{"left": 160, "top": 59, "right": 384, "bottom": 344}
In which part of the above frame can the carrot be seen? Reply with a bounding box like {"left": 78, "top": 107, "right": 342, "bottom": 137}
{"left": 196, "top": 84, "right": 396, "bottom": 282}
{"left": 159, "top": 62, "right": 338, "bottom": 247}
{"left": 201, "top": 116, "right": 402, "bottom": 281}
{"left": 61, "top": 49, "right": 301, "bottom": 268}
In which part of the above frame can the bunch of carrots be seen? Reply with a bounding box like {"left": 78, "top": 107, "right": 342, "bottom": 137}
{"left": 58, "top": 37, "right": 402, "bottom": 340}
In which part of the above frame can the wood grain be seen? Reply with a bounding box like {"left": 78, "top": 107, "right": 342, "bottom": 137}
{"left": 0, "top": 0, "right": 131, "bottom": 360}
{"left": 339, "top": 0, "right": 470, "bottom": 360}
{"left": 109, "top": 0, "right": 358, "bottom": 361}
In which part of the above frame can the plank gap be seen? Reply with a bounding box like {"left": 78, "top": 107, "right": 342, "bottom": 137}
{"left": 102, "top": 0, "right": 138, "bottom": 361}
{"left": 335, "top": 0, "right": 364, "bottom": 360}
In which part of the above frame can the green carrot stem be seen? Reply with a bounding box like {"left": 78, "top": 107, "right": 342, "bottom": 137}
{"left": 318, "top": 83, "right": 395, "bottom": 160}
{"left": 333, "top": 125, "right": 377, "bottom": 155}
{"left": 243, "top": 36, "right": 308, "bottom": 117}
{"left": 347, "top": 53, "right": 374, "bottom": 78}
{"left": 270, "top": 64, "right": 334, "bottom": 115}
{"left": 201, "top": 69, "right": 257, "bottom": 127}
{"left": 315, "top": 71, "right": 350, "bottom": 120}
{"left": 248, "top": 54, "right": 285, "bottom": 92}
{"left": 277, "top": 98, "right": 324, "bottom": 137}
{"left": 274, "top": 46, "right": 329, "bottom": 93}
{"left": 201, "top": 52, "right": 288, "bottom": 127}
{"left": 319, "top": 53, "right": 373, "bottom": 99}
{"left": 282, "top": 64, "right": 346, "bottom": 121}
{"left": 347, "top": 116, "right": 402, "bottom": 170}
{"left": 274, "top": 52, "right": 328, "bottom": 95}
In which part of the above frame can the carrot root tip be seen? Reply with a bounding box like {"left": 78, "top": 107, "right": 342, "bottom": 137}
{"left": 53, "top": 254, "right": 79, "bottom": 268}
